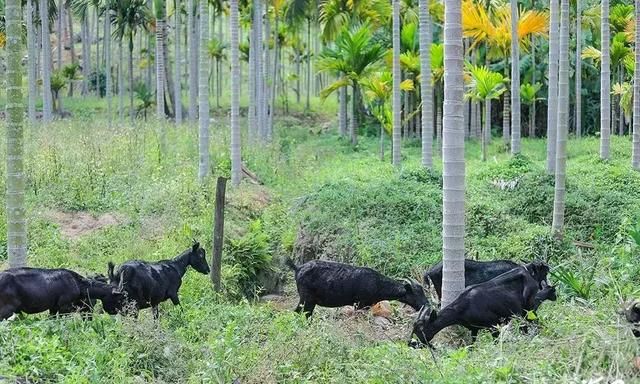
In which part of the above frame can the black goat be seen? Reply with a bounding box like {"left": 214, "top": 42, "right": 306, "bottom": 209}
{"left": 410, "top": 263, "right": 549, "bottom": 346}
{"left": 0, "top": 268, "right": 124, "bottom": 320}
{"left": 623, "top": 301, "right": 640, "bottom": 337}
{"left": 108, "top": 242, "right": 210, "bottom": 318}
{"left": 424, "top": 259, "right": 549, "bottom": 300}
{"left": 286, "top": 259, "right": 429, "bottom": 318}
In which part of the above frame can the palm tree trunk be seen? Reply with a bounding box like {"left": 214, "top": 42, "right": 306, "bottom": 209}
{"left": 254, "top": 0, "right": 264, "bottom": 140}
{"left": 156, "top": 12, "right": 166, "bottom": 119}
{"left": 295, "top": 51, "right": 301, "bottom": 104}
{"left": 420, "top": 0, "right": 433, "bottom": 169}
{"left": 163, "top": 21, "right": 175, "bottom": 117}
{"left": 339, "top": 86, "right": 347, "bottom": 136}
{"left": 26, "top": 0, "right": 37, "bottom": 123}
{"left": 68, "top": 8, "right": 76, "bottom": 66}
{"left": 6, "top": 0, "right": 27, "bottom": 267}
{"left": 57, "top": 0, "right": 63, "bottom": 70}
{"left": 40, "top": 0, "right": 53, "bottom": 122}
{"left": 269, "top": 15, "right": 280, "bottom": 140}
{"left": 632, "top": 0, "right": 640, "bottom": 170}
{"left": 230, "top": 0, "right": 241, "bottom": 186}
{"left": 441, "top": 0, "right": 465, "bottom": 307}
{"left": 436, "top": 92, "right": 443, "bottom": 155}
{"left": 575, "top": 0, "right": 582, "bottom": 138}
{"left": 618, "top": 65, "right": 624, "bottom": 136}
{"left": 105, "top": 11, "right": 112, "bottom": 126}
{"left": 510, "top": 0, "right": 521, "bottom": 154}
{"left": 129, "top": 32, "right": 135, "bottom": 122}
{"left": 392, "top": 0, "right": 401, "bottom": 166}
{"left": 351, "top": 83, "right": 358, "bottom": 146}
{"left": 552, "top": 0, "right": 569, "bottom": 236}
{"left": 188, "top": 0, "right": 198, "bottom": 121}
{"left": 546, "top": 0, "right": 559, "bottom": 173}
{"left": 81, "top": 16, "right": 91, "bottom": 95}
{"left": 248, "top": 15, "right": 256, "bottom": 143}
{"left": 264, "top": 14, "right": 272, "bottom": 141}
{"left": 174, "top": 0, "right": 183, "bottom": 123}
{"left": 95, "top": 8, "right": 101, "bottom": 97}
{"left": 198, "top": 0, "right": 210, "bottom": 182}
{"left": 305, "top": 18, "right": 311, "bottom": 112}
{"left": 119, "top": 39, "right": 124, "bottom": 122}
{"left": 530, "top": 37, "right": 536, "bottom": 137}
{"left": 600, "top": 0, "right": 611, "bottom": 160}
{"left": 483, "top": 99, "right": 490, "bottom": 161}
{"left": 502, "top": 88, "right": 510, "bottom": 145}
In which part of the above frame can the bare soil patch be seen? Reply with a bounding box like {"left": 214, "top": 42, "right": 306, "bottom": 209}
{"left": 45, "top": 210, "right": 126, "bottom": 240}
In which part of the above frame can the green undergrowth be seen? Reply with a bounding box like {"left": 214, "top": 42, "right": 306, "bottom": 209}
{"left": 0, "top": 116, "right": 640, "bottom": 382}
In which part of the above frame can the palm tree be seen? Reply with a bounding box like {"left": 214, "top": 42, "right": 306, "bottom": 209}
{"left": 25, "top": 0, "right": 37, "bottom": 123}
{"left": 174, "top": 0, "right": 182, "bottom": 123}
{"left": 520, "top": 82, "right": 542, "bottom": 138}
{"left": 633, "top": 0, "right": 640, "bottom": 170}
{"left": 546, "top": 0, "right": 559, "bottom": 174}
{"left": 230, "top": 0, "right": 241, "bottom": 186}
{"left": 575, "top": 0, "right": 582, "bottom": 138}
{"left": 465, "top": 64, "right": 506, "bottom": 161}
{"left": 41, "top": 0, "right": 54, "bottom": 122}
{"left": 600, "top": 0, "right": 611, "bottom": 160}
{"left": 198, "top": 0, "right": 209, "bottom": 182}
{"left": 188, "top": 0, "right": 197, "bottom": 121}
{"left": 105, "top": 3, "right": 113, "bottom": 125}
{"left": 510, "top": 0, "right": 520, "bottom": 154}
{"left": 112, "top": 0, "right": 150, "bottom": 121}
{"left": 461, "top": 1, "right": 547, "bottom": 147}
{"left": 392, "top": 0, "right": 401, "bottom": 166}
{"left": 6, "top": 0, "right": 27, "bottom": 267}
{"left": 316, "top": 23, "right": 386, "bottom": 146}
{"left": 155, "top": 0, "right": 166, "bottom": 119}
{"left": 208, "top": 38, "right": 227, "bottom": 108}
{"left": 552, "top": 0, "right": 569, "bottom": 236}
{"left": 419, "top": 0, "right": 432, "bottom": 169}
{"left": 441, "top": 0, "right": 465, "bottom": 307}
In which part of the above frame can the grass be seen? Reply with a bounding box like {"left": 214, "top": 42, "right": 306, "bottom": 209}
{"left": 0, "top": 103, "right": 640, "bottom": 382}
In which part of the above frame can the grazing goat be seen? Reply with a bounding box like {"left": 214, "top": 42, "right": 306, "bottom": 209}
{"left": 108, "top": 242, "right": 210, "bottom": 318}
{"left": 0, "top": 268, "right": 123, "bottom": 320}
{"left": 410, "top": 263, "right": 549, "bottom": 346}
{"left": 424, "top": 259, "right": 549, "bottom": 299}
{"left": 286, "top": 259, "right": 429, "bottom": 318}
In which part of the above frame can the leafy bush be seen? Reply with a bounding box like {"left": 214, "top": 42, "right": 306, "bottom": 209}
{"left": 88, "top": 70, "right": 106, "bottom": 97}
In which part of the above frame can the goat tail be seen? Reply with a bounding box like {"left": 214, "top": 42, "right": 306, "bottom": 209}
{"left": 285, "top": 258, "right": 299, "bottom": 273}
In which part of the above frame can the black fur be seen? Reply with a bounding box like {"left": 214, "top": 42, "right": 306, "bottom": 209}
{"left": 287, "top": 259, "right": 429, "bottom": 318}
{"left": 108, "top": 242, "right": 210, "bottom": 318}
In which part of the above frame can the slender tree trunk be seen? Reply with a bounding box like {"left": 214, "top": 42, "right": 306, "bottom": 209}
{"left": 26, "top": 0, "right": 37, "bottom": 123}
{"left": 618, "top": 65, "right": 624, "bottom": 136}
{"left": 163, "top": 20, "right": 175, "bottom": 117}
{"left": 269, "top": 15, "right": 280, "bottom": 140}
{"left": 188, "top": 0, "right": 198, "bottom": 121}
{"left": 441, "top": 0, "right": 465, "bottom": 307}
{"left": 339, "top": 86, "right": 347, "bottom": 136}
{"left": 105, "top": 12, "right": 112, "bottom": 125}
{"left": 392, "top": 0, "right": 401, "bottom": 166}
{"left": 531, "top": 37, "right": 536, "bottom": 137}
{"left": 575, "top": 0, "right": 582, "bottom": 138}
{"left": 483, "top": 99, "right": 490, "bottom": 161}
{"left": 546, "top": 0, "right": 559, "bottom": 173}
{"left": 420, "top": 0, "right": 433, "bottom": 168}
{"left": 248, "top": 13, "right": 256, "bottom": 143}
{"left": 632, "top": 0, "right": 640, "bottom": 170}
{"left": 264, "top": 14, "right": 272, "bottom": 141}
{"left": 119, "top": 39, "right": 124, "bottom": 122}
{"left": 305, "top": 18, "right": 311, "bottom": 111}
{"left": 295, "top": 51, "right": 301, "bottom": 104}
{"left": 600, "top": 0, "right": 611, "bottom": 160}
{"left": 198, "top": 0, "right": 210, "bottom": 182}
{"left": 230, "top": 0, "right": 241, "bottom": 186}
{"left": 210, "top": 177, "right": 227, "bottom": 290}
{"left": 81, "top": 16, "right": 91, "bottom": 95}
{"left": 436, "top": 92, "right": 443, "bottom": 154}
{"left": 552, "top": 0, "right": 569, "bottom": 236}
{"left": 68, "top": 8, "right": 76, "bottom": 66}
{"left": 57, "top": 0, "right": 63, "bottom": 70}
{"left": 40, "top": 0, "right": 53, "bottom": 122}
{"left": 175, "top": 0, "right": 183, "bottom": 123}
{"left": 510, "top": 0, "right": 521, "bottom": 154}
{"left": 502, "top": 88, "right": 510, "bottom": 144}
{"left": 351, "top": 83, "right": 358, "bottom": 145}
{"left": 129, "top": 33, "right": 135, "bottom": 121}
{"left": 254, "top": 0, "right": 264, "bottom": 139}
{"left": 95, "top": 8, "right": 101, "bottom": 97}
{"left": 156, "top": 10, "right": 166, "bottom": 119}
{"left": 6, "top": 0, "right": 27, "bottom": 267}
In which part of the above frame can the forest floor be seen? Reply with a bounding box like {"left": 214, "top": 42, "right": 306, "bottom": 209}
{"left": 1, "top": 103, "right": 640, "bottom": 383}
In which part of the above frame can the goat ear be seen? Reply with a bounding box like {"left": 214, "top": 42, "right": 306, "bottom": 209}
{"left": 192, "top": 242, "right": 200, "bottom": 252}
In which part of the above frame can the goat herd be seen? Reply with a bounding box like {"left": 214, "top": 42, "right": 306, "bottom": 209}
{"left": 1, "top": 241, "right": 639, "bottom": 349}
